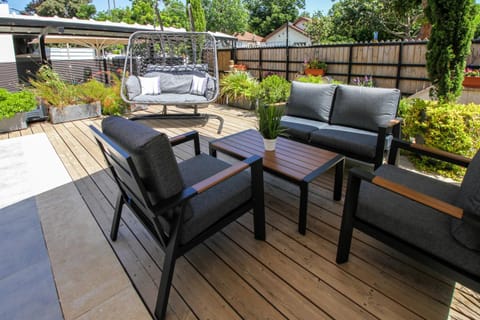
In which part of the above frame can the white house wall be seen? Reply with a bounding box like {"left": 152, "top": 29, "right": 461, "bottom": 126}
{"left": 264, "top": 28, "right": 311, "bottom": 47}
{"left": 0, "top": 34, "right": 19, "bottom": 91}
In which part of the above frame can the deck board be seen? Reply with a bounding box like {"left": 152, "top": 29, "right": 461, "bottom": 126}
{"left": 11, "top": 104, "right": 479, "bottom": 320}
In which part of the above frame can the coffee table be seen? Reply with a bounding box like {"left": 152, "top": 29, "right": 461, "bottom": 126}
{"left": 209, "top": 129, "right": 345, "bottom": 234}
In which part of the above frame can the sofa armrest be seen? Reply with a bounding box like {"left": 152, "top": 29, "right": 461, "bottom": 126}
{"left": 387, "top": 139, "right": 471, "bottom": 167}
{"left": 169, "top": 131, "right": 200, "bottom": 155}
{"left": 372, "top": 117, "right": 403, "bottom": 169}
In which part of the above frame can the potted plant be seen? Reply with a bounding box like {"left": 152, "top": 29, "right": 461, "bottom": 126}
{"left": 463, "top": 67, "right": 480, "bottom": 88}
{"left": 29, "top": 65, "right": 101, "bottom": 124}
{"left": 220, "top": 71, "right": 259, "bottom": 110}
{"left": 258, "top": 74, "right": 291, "bottom": 108}
{"left": 256, "top": 104, "right": 285, "bottom": 151}
{"left": 304, "top": 58, "right": 327, "bottom": 76}
{"left": 0, "top": 88, "right": 36, "bottom": 133}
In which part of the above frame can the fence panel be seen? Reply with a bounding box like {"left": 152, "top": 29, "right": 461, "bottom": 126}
{"left": 224, "top": 40, "right": 480, "bottom": 95}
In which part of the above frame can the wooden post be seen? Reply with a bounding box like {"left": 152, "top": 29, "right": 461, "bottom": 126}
{"left": 396, "top": 42, "right": 403, "bottom": 89}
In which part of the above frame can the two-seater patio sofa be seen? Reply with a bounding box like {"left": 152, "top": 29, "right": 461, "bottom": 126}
{"left": 280, "top": 82, "right": 402, "bottom": 168}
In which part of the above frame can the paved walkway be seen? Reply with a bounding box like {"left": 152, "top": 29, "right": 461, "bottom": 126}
{"left": 0, "top": 134, "right": 150, "bottom": 319}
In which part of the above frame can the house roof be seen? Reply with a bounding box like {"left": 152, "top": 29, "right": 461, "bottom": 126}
{"left": 263, "top": 21, "right": 308, "bottom": 42}
{"left": 234, "top": 31, "right": 264, "bottom": 42}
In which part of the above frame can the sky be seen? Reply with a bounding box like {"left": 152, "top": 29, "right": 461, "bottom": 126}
{"left": 10, "top": 0, "right": 331, "bottom": 15}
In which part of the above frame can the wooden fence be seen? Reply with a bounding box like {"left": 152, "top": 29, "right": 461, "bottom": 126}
{"left": 219, "top": 40, "right": 480, "bottom": 95}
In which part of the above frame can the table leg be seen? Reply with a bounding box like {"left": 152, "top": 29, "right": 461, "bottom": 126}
{"left": 298, "top": 181, "right": 309, "bottom": 235}
{"left": 209, "top": 145, "right": 217, "bottom": 157}
{"left": 334, "top": 159, "right": 344, "bottom": 201}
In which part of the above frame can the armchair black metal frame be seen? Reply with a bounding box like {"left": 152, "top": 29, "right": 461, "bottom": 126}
{"left": 90, "top": 126, "right": 265, "bottom": 320}
{"left": 336, "top": 138, "right": 480, "bottom": 292}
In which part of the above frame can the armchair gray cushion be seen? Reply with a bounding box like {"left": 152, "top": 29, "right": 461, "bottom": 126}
{"left": 330, "top": 85, "right": 400, "bottom": 132}
{"left": 102, "top": 116, "right": 184, "bottom": 205}
{"left": 452, "top": 150, "right": 480, "bottom": 251}
{"left": 286, "top": 82, "right": 337, "bottom": 122}
{"left": 178, "top": 154, "right": 251, "bottom": 244}
{"left": 357, "top": 165, "right": 479, "bottom": 277}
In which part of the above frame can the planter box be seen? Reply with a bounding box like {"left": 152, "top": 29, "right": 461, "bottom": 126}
{"left": 304, "top": 68, "right": 325, "bottom": 76}
{"left": 226, "top": 96, "right": 256, "bottom": 110}
{"left": 462, "top": 76, "right": 480, "bottom": 88}
{"left": 49, "top": 101, "right": 101, "bottom": 124}
{"left": 0, "top": 112, "right": 27, "bottom": 133}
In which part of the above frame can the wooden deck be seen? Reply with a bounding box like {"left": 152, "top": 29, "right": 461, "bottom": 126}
{"left": 2, "top": 104, "right": 479, "bottom": 320}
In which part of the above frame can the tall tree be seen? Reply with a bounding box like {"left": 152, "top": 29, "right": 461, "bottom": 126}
{"left": 186, "top": 0, "right": 206, "bottom": 31}
{"left": 244, "top": 0, "right": 305, "bottom": 37}
{"left": 202, "top": 0, "right": 248, "bottom": 34}
{"left": 24, "top": 0, "right": 92, "bottom": 18}
{"left": 327, "top": 0, "right": 423, "bottom": 42}
{"left": 160, "top": 0, "right": 187, "bottom": 29}
{"left": 426, "top": 0, "right": 477, "bottom": 102}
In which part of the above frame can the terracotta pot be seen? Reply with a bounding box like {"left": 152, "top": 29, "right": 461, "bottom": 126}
{"left": 462, "top": 76, "right": 480, "bottom": 88}
{"left": 304, "top": 68, "right": 325, "bottom": 76}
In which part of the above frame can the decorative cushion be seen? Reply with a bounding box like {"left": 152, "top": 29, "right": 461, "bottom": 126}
{"left": 286, "top": 82, "right": 337, "bottom": 122}
{"left": 452, "top": 149, "right": 480, "bottom": 251}
{"left": 125, "top": 75, "right": 141, "bottom": 99}
{"left": 101, "top": 116, "right": 184, "bottom": 206}
{"left": 138, "top": 76, "right": 160, "bottom": 95}
{"left": 330, "top": 85, "right": 400, "bottom": 132}
{"left": 190, "top": 75, "right": 208, "bottom": 96}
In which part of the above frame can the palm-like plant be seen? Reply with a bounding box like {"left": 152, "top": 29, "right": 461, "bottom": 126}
{"left": 256, "top": 104, "right": 285, "bottom": 139}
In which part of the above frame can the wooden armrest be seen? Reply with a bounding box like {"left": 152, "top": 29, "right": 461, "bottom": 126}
{"left": 379, "top": 117, "right": 403, "bottom": 129}
{"left": 371, "top": 176, "right": 463, "bottom": 219}
{"left": 192, "top": 155, "right": 261, "bottom": 194}
{"left": 169, "top": 131, "right": 200, "bottom": 155}
{"left": 389, "top": 139, "right": 471, "bottom": 167}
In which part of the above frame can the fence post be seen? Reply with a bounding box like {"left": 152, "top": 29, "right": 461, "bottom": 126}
{"left": 347, "top": 44, "right": 354, "bottom": 84}
{"left": 396, "top": 42, "right": 404, "bottom": 89}
{"left": 259, "top": 47, "right": 263, "bottom": 80}
{"left": 103, "top": 57, "right": 109, "bottom": 84}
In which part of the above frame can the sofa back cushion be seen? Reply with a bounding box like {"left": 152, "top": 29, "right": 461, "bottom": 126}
{"left": 286, "top": 82, "right": 337, "bottom": 122}
{"left": 452, "top": 149, "right": 480, "bottom": 251}
{"left": 102, "top": 116, "right": 184, "bottom": 206}
{"left": 330, "top": 85, "right": 400, "bottom": 132}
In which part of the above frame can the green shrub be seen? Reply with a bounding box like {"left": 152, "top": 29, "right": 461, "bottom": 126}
{"left": 30, "top": 66, "right": 127, "bottom": 115}
{"left": 258, "top": 75, "right": 291, "bottom": 104}
{"left": 78, "top": 74, "right": 127, "bottom": 115}
{"left": 0, "top": 88, "right": 36, "bottom": 120}
{"left": 29, "top": 65, "right": 81, "bottom": 107}
{"left": 399, "top": 98, "right": 480, "bottom": 178}
{"left": 295, "top": 75, "right": 342, "bottom": 85}
{"left": 220, "top": 71, "right": 259, "bottom": 102}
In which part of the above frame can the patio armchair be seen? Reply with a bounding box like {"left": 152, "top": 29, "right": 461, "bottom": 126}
{"left": 336, "top": 138, "right": 480, "bottom": 292}
{"left": 90, "top": 116, "right": 265, "bottom": 320}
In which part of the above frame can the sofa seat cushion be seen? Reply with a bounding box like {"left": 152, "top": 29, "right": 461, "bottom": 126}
{"left": 280, "top": 115, "right": 330, "bottom": 141}
{"left": 452, "top": 149, "right": 480, "bottom": 251}
{"left": 310, "top": 126, "right": 378, "bottom": 160}
{"left": 178, "top": 154, "right": 251, "bottom": 244}
{"left": 286, "top": 82, "right": 337, "bottom": 122}
{"left": 356, "top": 165, "right": 479, "bottom": 277}
{"left": 330, "top": 85, "right": 400, "bottom": 132}
{"left": 132, "top": 93, "right": 209, "bottom": 104}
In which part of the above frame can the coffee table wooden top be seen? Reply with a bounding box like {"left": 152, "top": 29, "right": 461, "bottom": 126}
{"left": 209, "top": 129, "right": 344, "bottom": 182}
